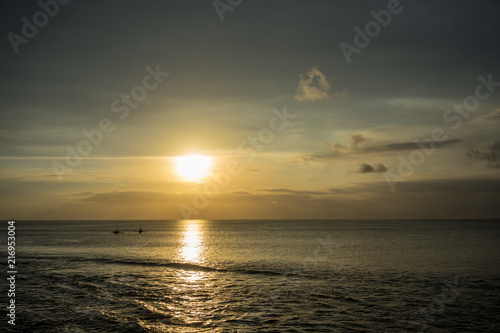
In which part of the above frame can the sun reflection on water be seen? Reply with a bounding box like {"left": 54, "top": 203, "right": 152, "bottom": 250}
{"left": 179, "top": 220, "right": 205, "bottom": 264}
{"left": 174, "top": 220, "right": 212, "bottom": 326}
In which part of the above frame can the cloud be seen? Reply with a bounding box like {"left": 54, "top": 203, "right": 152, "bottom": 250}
{"left": 250, "top": 177, "right": 500, "bottom": 218}
{"left": 327, "top": 177, "right": 500, "bottom": 195}
{"left": 304, "top": 134, "right": 461, "bottom": 161}
{"left": 466, "top": 140, "right": 500, "bottom": 168}
{"left": 260, "top": 188, "right": 327, "bottom": 196}
{"left": 349, "top": 134, "right": 386, "bottom": 153}
{"left": 80, "top": 190, "right": 173, "bottom": 203}
{"left": 295, "top": 67, "right": 331, "bottom": 101}
{"left": 385, "top": 139, "right": 462, "bottom": 151}
{"left": 333, "top": 89, "right": 349, "bottom": 99}
{"left": 356, "top": 163, "right": 387, "bottom": 173}
{"left": 471, "top": 109, "right": 500, "bottom": 124}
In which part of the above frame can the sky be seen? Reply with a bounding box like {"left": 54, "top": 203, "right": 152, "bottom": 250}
{"left": 1, "top": 0, "right": 499, "bottom": 220}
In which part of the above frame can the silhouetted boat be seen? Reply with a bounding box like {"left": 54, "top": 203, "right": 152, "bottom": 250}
{"left": 112, "top": 228, "right": 121, "bottom": 234}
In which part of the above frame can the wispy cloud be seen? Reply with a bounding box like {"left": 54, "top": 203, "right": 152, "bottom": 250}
{"left": 471, "top": 109, "right": 500, "bottom": 124}
{"left": 260, "top": 188, "right": 327, "bottom": 196}
{"left": 295, "top": 67, "right": 331, "bottom": 101}
{"left": 333, "top": 89, "right": 349, "bottom": 99}
{"left": 304, "top": 134, "right": 461, "bottom": 161}
{"left": 80, "top": 190, "right": 173, "bottom": 203}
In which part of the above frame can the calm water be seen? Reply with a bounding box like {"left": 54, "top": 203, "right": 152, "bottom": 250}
{"left": 2, "top": 220, "right": 500, "bottom": 332}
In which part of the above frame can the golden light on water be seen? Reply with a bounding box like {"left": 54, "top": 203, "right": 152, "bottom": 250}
{"left": 175, "top": 154, "right": 212, "bottom": 181}
{"left": 169, "top": 220, "right": 210, "bottom": 325}
{"left": 180, "top": 220, "right": 204, "bottom": 263}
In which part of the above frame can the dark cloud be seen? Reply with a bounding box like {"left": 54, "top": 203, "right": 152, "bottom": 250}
{"left": 466, "top": 141, "right": 500, "bottom": 168}
{"left": 305, "top": 134, "right": 461, "bottom": 161}
{"left": 397, "top": 178, "right": 500, "bottom": 194}
{"left": 251, "top": 177, "right": 500, "bottom": 218}
{"left": 328, "top": 178, "right": 500, "bottom": 195}
{"left": 265, "top": 177, "right": 500, "bottom": 197}
{"left": 386, "top": 139, "right": 461, "bottom": 151}
{"left": 357, "top": 163, "right": 387, "bottom": 173}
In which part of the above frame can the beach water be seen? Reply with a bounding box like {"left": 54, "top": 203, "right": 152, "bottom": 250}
{"left": 3, "top": 220, "right": 500, "bottom": 332}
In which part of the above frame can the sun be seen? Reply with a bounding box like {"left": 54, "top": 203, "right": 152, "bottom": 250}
{"left": 175, "top": 154, "right": 212, "bottom": 181}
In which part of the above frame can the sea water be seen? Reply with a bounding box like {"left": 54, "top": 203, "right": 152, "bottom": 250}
{"left": 2, "top": 219, "right": 499, "bottom": 332}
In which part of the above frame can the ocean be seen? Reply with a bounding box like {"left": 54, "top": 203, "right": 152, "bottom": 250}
{"left": 2, "top": 219, "right": 500, "bottom": 332}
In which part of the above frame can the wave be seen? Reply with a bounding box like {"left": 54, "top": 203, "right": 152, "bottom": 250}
{"left": 21, "top": 255, "right": 314, "bottom": 278}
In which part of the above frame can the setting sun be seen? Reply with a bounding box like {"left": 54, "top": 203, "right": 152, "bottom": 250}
{"left": 175, "top": 154, "right": 212, "bottom": 181}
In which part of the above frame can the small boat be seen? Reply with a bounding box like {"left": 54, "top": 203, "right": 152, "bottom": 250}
{"left": 136, "top": 227, "right": 145, "bottom": 234}
{"left": 112, "top": 228, "right": 121, "bottom": 234}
